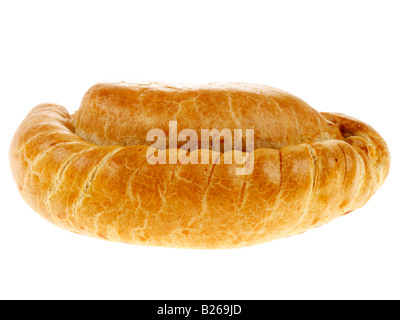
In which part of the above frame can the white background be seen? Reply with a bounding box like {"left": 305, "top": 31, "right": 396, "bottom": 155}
{"left": 1, "top": 0, "right": 399, "bottom": 300}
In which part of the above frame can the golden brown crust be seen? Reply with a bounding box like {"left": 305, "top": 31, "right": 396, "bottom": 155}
{"left": 9, "top": 82, "right": 390, "bottom": 248}
{"left": 75, "top": 81, "right": 343, "bottom": 149}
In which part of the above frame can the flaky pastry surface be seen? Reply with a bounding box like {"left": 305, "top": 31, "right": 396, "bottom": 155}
{"left": 10, "top": 82, "right": 390, "bottom": 248}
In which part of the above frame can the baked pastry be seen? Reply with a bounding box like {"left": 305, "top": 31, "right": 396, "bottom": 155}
{"left": 9, "top": 81, "right": 390, "bottom": 248}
